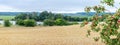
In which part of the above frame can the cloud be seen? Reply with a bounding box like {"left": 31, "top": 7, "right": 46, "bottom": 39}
{"left": 0, "top": 4, "right": 23, "bottom": 12}
{"left": 0, "top": 0, "right": 119, "bottom": 13}
{"left": 0, "top": 0, "right": 101, "bottom": 12}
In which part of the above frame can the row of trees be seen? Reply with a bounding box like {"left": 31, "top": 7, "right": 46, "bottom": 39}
{"left": 3, "top": 18, "right": 79, "bottom": 27}
{"left": 3, "top": 11, "right": 84, "bottom": 27}
{"left": 15, "top": 11, "right": 88, "bottom": 22}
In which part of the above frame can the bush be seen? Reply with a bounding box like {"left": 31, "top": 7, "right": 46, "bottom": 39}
{"left": 4, "top": 20, "right": 11, "bottom": 27}
{"left": 43, "top": 19, "right": 78, "bottom": 26}
{"left": 16, "top": 19, "right": 24, "bottom": 26}
{"left": 24, "top": 19, "right": 36, "bottom": 27}
{"left": 16, "top": 19, "right": 37, "bottom": 27}
{"left": 55, "top": 19, "right": 68, "bottom": 26}
{"left": 43, "top": 19, "right": 55, "bottom": 26}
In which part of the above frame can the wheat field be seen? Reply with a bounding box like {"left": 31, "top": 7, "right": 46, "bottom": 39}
{"left": 0, "top": 25, "right": 104, "bottom": 45}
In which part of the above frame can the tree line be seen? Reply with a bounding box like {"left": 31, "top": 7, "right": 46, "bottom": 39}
{"left": 1, "top": 11, "right": 89, "bottom": 27}
{"left": 15, "top": 11, "right": 88, "bottom": 22}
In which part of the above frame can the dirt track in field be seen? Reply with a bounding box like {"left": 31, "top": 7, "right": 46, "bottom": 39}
{"left": 0, "top": 25, "right": 104, "bottom": 45}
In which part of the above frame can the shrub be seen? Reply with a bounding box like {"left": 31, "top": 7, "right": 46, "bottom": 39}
{"left": 24, "top": 19, "right": 36, "bottom": 27}
{"left": 55, "top": 19, "right": 68, "bottom": 26}
{"left": 16, "top": 19, "right": 24, "bottom": 26}
{"left": 43, "top": 19, "right": 55, "bottom": 26}
{"left": 43, "top": 19, "right": 78, "bottom": 26}
{"left": 4, "top": 20, "right": 11, "bottom": 27}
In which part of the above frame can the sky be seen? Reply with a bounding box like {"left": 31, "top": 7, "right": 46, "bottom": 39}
{"left": 0, "top": 0, "right": 120, "bottom": 13}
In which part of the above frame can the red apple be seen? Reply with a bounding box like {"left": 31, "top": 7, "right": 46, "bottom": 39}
{"left": 117, "top": 20, "right": 120, "bottom": 24}
{"left": 111, "top": 16, "right": 115, "bottom": 18}
{"left": 118, "top": 20, "right": 120, "bottom": 23}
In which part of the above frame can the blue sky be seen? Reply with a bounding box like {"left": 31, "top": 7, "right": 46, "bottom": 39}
{"left": 0, "top": 0, "right": 120, "bottom": 13}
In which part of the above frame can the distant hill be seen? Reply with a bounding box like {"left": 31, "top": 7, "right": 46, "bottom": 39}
{"left": 63, "top": 12, "right": 114, "bottom": 17}
{"left": 0, "top": 12, "right": 33, "bottom": 16}
{"left": 0, "top": 12, "right": 114, "bottom": 17}
{"left": 62, "top": 12, "right": 96, "bottom": 17}
{"left": 0, "top": 12, "right": 21, "bottom": 16}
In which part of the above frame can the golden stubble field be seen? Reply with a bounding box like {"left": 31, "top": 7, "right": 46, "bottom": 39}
{"left": 0, "top": 25, "right": 105, "bottom": 45}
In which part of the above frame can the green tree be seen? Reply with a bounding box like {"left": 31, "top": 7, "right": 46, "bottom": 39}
{"left": 15, "top": 11, "right": 86, "bottom": 22}
{"left": 24, "top": 19, "right": 36, "bottom": 27}
{"left": 15, "top": 12, "right": 39, "bottom": 21}
{"left": 15, "top": 13, "right": 28, "bottom": 20}
{"left": 54, "top": 14, "right": 64, "bottom": 20}
{"left": 4, "top": 20, "right": 11, "bottom": 27}
{"left": 28, "top": 12, "right": 39, "bottom": 21}
{"left": 16, "top": 19, "right": 24, "bottom": 26}
{"left": 43, "top": 19, "right": 55, "bottom": 26}
{"left": 39, "top": 11, "right": 49, "bottom": 21}
{"left": 55, "top": 19, "right": 68, "bottom": 26}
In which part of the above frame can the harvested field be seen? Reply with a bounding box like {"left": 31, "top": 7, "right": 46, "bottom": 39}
{"left": 0, "top": 25, "right": 104, "bottom": 45}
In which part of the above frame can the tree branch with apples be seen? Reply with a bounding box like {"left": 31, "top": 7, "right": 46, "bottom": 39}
{"left": 81, "top": 0, "right": 120, "bottom": 45}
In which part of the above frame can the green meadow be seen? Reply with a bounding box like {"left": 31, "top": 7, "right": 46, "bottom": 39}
{"left": 0, "top": 16, "right": 15, "bottom": 20}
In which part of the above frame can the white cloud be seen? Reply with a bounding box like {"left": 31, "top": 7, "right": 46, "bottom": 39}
{"left": 103, "top": 0, "right": 120, "bottom": 12}
{"left": 0, "top": 0, "right": 119, "bottom": 13}
{"left": 0, "top": 5, "right": 23, "bottom": 12}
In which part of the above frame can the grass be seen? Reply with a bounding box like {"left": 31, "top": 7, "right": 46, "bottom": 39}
{"left": 0, "top": 25, "right": 104, "bottom": 45}
{"left": 0, "top": 16, "right": 15, "bottom": 20}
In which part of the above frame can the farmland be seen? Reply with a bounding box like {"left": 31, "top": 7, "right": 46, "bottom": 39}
{"left": 0, "top": 25, "right": 104, "bottom": 45}
{"left": 0, "top": 16, "right": 15, "bottom": 20}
